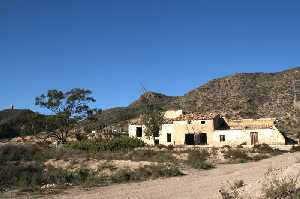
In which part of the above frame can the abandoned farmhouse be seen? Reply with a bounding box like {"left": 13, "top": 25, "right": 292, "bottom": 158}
{"left": 128, "top": 110, "right": 286, "bottom": 146}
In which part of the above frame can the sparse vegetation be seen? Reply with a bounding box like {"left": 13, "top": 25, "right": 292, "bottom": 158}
{"left": 65, "top": 136, "right": 145, "bottom": 152}
{"left": 223, "top": 148, "right": 252, "bottom": 163}
{"left": 290, "top": 145, "right": 300, "bottom": 153}
{"left": 219, "top": 179, "right": 244, "bottom": 199}
{"left": 111, "top": 164, "right": 183, "bottom": 183}
{"left": 0, "top": 143, "right": 183, "bottom": 195}
{"left": 253, "top": 143, "right": 283, "bottom": 155}
{"left": 186, "top": 150, "right": 214, "bottom": 170}
{"left": 262, "top": 174, "right": 300, "bottom": 199}
{"left": 219, "top": 171, "right": 300, "bottom": 199}
{"left": 127, "top": 150, "right": 176, "bottom": 163}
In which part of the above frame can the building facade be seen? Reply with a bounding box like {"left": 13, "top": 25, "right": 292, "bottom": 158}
{"left": 128, "top": 110, "right": 286, "bottom": 146}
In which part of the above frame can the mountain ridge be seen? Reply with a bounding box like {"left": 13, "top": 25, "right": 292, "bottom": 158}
{"left": 93, "top": 66, "right": 300, "bottom": 139}
{"left": 1, "top": 66, "right": 300, "bottom": 139}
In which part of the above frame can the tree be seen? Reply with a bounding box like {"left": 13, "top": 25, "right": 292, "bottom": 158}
{"left": 35, "top": 88, "right": 96, "bottom": 143}
{"left": 140, "top": 89, "right": 164, "bottom": 144}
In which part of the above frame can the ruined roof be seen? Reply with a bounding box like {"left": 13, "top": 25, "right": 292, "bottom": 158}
{"left": 129, "top": 111, "right": 220, "bottom": 125}
{"left": 128, "top": 118, "right": 142, "bottom": 125}
{"left": 227, "top": 118, "right": 276, "bottom": 130}
{"left": 173, "top": 112, "right": 220, "bottom": 121}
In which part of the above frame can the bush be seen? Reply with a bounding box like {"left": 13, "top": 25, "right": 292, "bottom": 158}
{"left": 65, "top": 136, "right": 145, "bottom": 152}
{"left": 290, "top": 145, "right": 300, "bottom": 153}
{"left": 127, "top": 150, "right": 176, "bottom": 163}
{"left": 111, "top": 164, "right": 183, "bottom": 183}
{"left": 186, "top": 150, "right": 214, "bottom": 170}
{"left": 253, "top": 143, "right": 282, "bottom": 155}
{"left": 223, "top": 148, "right": 252, "bottom": 163}
{"left": 252, "top": 154, "right": 269, "bottom": 161}
{"left": 262, "top": 175, "right": 300, "bottom": 199}
{"left": 0, "top": 162, "right": 44, "bottom": 191}
{"left": 219, "top": 179, "right": 244, "bottom": 199}
{"left": 0, "top": 144, "right": 50, "bottom": 162}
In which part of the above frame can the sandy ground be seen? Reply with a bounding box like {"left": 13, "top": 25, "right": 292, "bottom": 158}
{"left": 51, "top": 152, "right": 300, "bottom": 199}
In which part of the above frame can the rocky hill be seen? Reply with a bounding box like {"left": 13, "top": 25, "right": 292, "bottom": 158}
{"left": 93, "top": 67, "right": 300, "bottom": 139}
{"left": 1, "top": 67, "right": 299, "bottom": 140}
{"left": 0, "top": 109, "right": 47, "bottom": 139}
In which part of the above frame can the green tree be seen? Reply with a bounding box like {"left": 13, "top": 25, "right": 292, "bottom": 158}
{"left": 35, "top": 88, "right": 96, "bottom": 143}
{"left": 140, "top": 91, "right": 164, "bottom": 144}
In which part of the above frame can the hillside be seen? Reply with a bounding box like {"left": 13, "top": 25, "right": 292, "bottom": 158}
{"left": 0, "top": 109, "right": 45, "bottom": 139}
{"left": 93, "top": 67, "right": 300, "bottom": 139}
{"left": 1, "top": 67, "right": 299, "bottom": 140}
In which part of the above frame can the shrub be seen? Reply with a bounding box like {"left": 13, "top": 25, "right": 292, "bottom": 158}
{"left": 223, "top": 148, "right": 252, "bottom": 163}
{"left": 290, "top": 145, "right": 300, "bottom": 153}
{"left": 0, "top": 144, "right": 50, "bottom": 162}
{"left": 186, "top": 150, "right": 214, "bottom": 170}
{"left": 111, "top": 164, "right": 183, "bottom": 183}
{"left": 127, "top": 150, "right": 176, "bottom": 163}
{"left": 252, "top": 154, "right": 269, "bottom": 161}
{"left": 0, "top": 162, "right": 44, "bottom": 191}
{"left": 143, "top": 164, "right": 183, "bottom": 178}
{"left": 65, "top": 136, "right": 145, "bottom": 152}
{"left": 219, "top": 180, "right": 244, "bottom": 199}
{"left": 262, "top": 175, "right": 300, "bottom": 199}
{"left": 253, "top": 143, "right": 282, "bottom": 155}
{"left": 167, "top": 145, "right": 174, "bottom": 151}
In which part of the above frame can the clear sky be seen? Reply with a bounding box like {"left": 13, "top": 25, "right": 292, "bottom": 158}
{"left": 1, "top": 0, "right": 300, "bottom": 112}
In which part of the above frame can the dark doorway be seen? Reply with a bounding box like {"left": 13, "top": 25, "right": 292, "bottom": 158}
{"left": 250, "top": 132, "right": 258, "bottom": 145}
{"left": 196, "top": 133, "right": 207, "bottom": 145}
{"left": 136, "top": 127, "right": 142, "bottom": 137}
{"left": 154, "top": 139, "right": 159, "bottom": 145}
{"left": 167, "top": 133, "right": 171, "bottom": 142}
{"left": 185, "top": 134, "right": 195, "bottom": 145}
{"left": 195, "top": 133, "right": 208, "bottom": 145}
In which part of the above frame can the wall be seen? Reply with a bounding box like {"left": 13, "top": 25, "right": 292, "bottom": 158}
{"left": 129, "top": 119, "right": 286, "bottom": 146}
{"left": 213, "top": 127, "right": 285, "bottom": 146}
{"left": 164, "top": 110, "right": 183, "bottom": 119}
{"left": 128, "top": 124, "right": 155, "bottom": 145}
{"left": 171, "top": 119, "right": 215, "bottom": 145}
{"left": 159, "top": 124, "right": 174, "bottom": 145}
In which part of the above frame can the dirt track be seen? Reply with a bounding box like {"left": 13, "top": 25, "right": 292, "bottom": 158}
{"left": 53, "top": 152, "right": 300, "bottom": 199}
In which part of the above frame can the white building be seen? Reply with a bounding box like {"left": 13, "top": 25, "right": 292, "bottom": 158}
{"left": 129, "top": 110, "right": 286, "bottom": 146}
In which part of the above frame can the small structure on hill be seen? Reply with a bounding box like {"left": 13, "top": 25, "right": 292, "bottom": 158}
{"left": 128, "top": 110, "right": 286, "bottom": 146}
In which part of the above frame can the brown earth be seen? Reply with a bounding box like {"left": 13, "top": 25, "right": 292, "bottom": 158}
{"left": 50, "top": 152, "right": 300, "bottom": 199}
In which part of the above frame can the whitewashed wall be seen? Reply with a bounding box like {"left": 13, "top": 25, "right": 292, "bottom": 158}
{"left": 159, "top": 124, "right": 174, "bottom": 145}
{"left": 213, "top": 127, "right": 285, "bottom": 146}
{"left": 128, "top": 124, "right": 154, "bottom": 145}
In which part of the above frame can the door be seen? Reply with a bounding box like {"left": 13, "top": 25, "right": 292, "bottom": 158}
{"left": 185, "top": 134, "right": 195, "bottom": 145}
{"left": 195, "top": 133, "right": 207, "bottom": 145}
{"left": 250, "top": 132, "right": 258, "bottom": 145}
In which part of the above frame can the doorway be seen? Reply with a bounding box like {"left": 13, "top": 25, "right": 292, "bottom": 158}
{"left": 250, "top": 132, "right": 258, "bottom": 145}
{"left": 199, "top": 133, "right": 207, "bottom": 145}
{"left": 185, "top": 134, "right": 195, "bottom": 145}
{"left": 194, "top": 133, "right": 208, "bottom": 145}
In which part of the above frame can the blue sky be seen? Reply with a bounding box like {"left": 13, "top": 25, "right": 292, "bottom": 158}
{"left": 1, "top": 0, "right": 300, "bottom": 112}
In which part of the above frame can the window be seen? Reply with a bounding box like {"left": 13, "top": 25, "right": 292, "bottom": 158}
{"left": 136, "top": 127, "right": 142, "bottom": 137}
{"left": 167, "top": 133, "right": 171, "bottom": 142}
{"left": 201, "top": 121, "right": 205, "bottom": 124}
{"left": 220, "top": 135, "right": 225, "bottom": 142}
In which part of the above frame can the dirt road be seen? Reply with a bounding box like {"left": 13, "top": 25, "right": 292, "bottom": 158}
{"left": 53, "top": 152, "right": 300, "bottom": 199}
